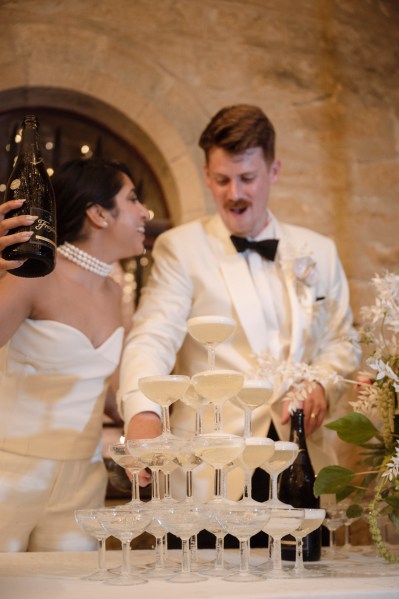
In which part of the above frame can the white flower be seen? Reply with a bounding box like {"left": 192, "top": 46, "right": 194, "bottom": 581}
{"left": 368, "top": 358, "right": 399, "bottom": 384}
{"left": 360, "top": 272, "right": 399, "bottom": 337}
{"left": 293, "top": 256, "right": 318, "bottom": 287}
{"left": 382, "top": 442, "right": 399, "bottom": 481}
{"left": 349, "top": 384, "right": 380, "bottom": 421}
{"left": 279, "top": 243, "right": 318, "bottom": 290}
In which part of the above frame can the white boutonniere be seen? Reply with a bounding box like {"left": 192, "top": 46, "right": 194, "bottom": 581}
{"left": 279, "top": 243, "right": 318, "bottom": 292}
{"left": 279, "top": 244, "right": 318, "bottom": 306}
{"left": 292, "top": 256, "right": 318, "bottom": 306}
{"left": 293, "top": 255, "right": 318, "bottom": 288}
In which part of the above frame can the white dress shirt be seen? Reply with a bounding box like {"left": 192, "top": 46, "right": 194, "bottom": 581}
{"left": 245, "top": 214, "right": 291, "bottom": 361}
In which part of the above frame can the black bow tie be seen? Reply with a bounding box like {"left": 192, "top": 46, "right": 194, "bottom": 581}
{"left": 230, "top": 235, "right": 279, "bottom": 261}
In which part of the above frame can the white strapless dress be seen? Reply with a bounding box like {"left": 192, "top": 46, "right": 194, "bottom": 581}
{"left": 0, "top": 319, "right": 124, "bottom": 460}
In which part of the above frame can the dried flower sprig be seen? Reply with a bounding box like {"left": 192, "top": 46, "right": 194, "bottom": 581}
{"left": 253, "top": 352, "right": 352, "bottom": 414}
{"left": 382, "top": 442, "right": 399, "bottom": 482}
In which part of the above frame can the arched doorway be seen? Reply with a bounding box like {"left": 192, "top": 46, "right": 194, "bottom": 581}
{"left": 0, "top": 88, "right": 173, "bottom": 304}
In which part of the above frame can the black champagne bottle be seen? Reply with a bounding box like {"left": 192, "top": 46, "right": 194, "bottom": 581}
{"left": 278, "top": 406, "right": 321, "bottom": 561}
{"left": 2, "top": 115, "right": 56, "bottom": 277}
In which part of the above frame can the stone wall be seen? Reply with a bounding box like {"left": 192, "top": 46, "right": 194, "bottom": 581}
{"left": 0, "top": 0, "right": 398, "bottom": 318}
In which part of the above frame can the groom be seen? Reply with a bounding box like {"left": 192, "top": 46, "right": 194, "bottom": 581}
{"left": 118, "top": 104, "right": 360, "bottom": 507}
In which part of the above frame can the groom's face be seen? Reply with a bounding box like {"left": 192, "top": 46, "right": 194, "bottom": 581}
{"left": 204, "top": 146, "right": 280, "bottom": 238}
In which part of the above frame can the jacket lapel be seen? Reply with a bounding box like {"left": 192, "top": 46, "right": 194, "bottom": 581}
{"left": 220, "top": 257, "right": 269, "bottom": 355}
{"left": 275, "top": 221, "right": 315, "bottom": 362}
{"left": 204, "top": 216, "right": 269, "bottom": 355}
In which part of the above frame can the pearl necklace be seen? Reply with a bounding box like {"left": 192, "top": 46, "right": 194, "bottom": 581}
{"left": 57, "top": 242, "right": 113, "bottom": 277}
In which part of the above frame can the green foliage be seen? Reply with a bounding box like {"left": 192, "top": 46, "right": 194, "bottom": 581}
{"left": 385, "top": 495, "right": 399, "bottom": 510}
{"left": 336, "top": 486, "right": 357, "bottom": 502}
{"left": 319, "top": 410, "right": 399, "bottom": 563}
{"left": 389, "top": 511, "right": 399, "bottom": 532}
{"left": 325, "top": 413, "right": 380, "bottom": 444}
{"left": 346, "top": 503, "right": 363, "bottom": 518}
{"left": 362, "top": 453, "right": 385, "bottom": 468}
{"left": 361, "top": 472, "right": 378, "bottom": 489}
{"left": 314, "top": 466, "right": 355, "bottom": 496}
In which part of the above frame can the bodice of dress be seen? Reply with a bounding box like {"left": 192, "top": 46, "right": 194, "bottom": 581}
{"left": 0, "top": 319, "right": 124, "bottom": 460}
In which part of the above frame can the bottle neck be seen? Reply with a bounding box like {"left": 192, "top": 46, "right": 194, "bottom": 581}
{"left": 19, "top": 119, "right": 42, "bottom": 161}
{"left": 289, "top": 408, "right": 308, "bottom": 450}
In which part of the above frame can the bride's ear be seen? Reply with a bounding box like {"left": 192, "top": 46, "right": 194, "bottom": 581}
{"left": 85, "top": 204, "right": 109, "bottom": 229}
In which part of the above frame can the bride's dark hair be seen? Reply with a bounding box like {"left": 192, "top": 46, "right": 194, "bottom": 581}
{"left": 52, "top": 158, "right": 133, "bottom": 246}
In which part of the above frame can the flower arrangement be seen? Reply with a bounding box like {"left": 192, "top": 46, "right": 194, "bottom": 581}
{"left": 314, "top": 272, "right": 399, "bottom": 563}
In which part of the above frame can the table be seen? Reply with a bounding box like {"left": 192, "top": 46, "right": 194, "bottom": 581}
{"left": 0, "top": 548, "right": 398, "bottom": 599}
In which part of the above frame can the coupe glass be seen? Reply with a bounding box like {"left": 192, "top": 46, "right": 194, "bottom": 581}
{"left": 156, "top": 504, "right": 209, "bottom": 583}
{"left": 97, "top": 506, "right": 152, "bottom": 586}
{"left": 128, "top": 436, "right": 185, "bottom": 573}
{"left": 202, "top": 511, "right": 232, "bottom": 577}
{"left": 236, "top": 379, "right": 274, "bottom": 437}
{"left": 214, "top": 503, "right": 272, "bottom": 582}
{"left": 138, "top": 374, "right": 190, "bottom": 438}
{"left": 174, "top": 444, "right": 203, "bottom": 503}
{"left": 340, "top": 500, "right": 362, "bottom": 552}
{"left": 191, "top": 369, "right": 244, "bottom": 432}
{"left": 127, "top": 436, "right": 185, "bottom": 504}
{"left": 262, "top": 507, "right": 305, "bottom": 577}
{"left": 145, "top": 506, "right": 179, "bottom": 579}
{"left": 205, "top": 461, "right": 240, "bottom": 578}
{"left": 180, "top": 383, "right": 209, "bottom": 435}
{"left": 174, "top": 445, "right": 204, "bottom": 566}
{"left": 161, "top": 459, "right": 180, "bottom": 504}
{"left": 187, "top": 315, "right": 236, "bottom": 369}
{"left": 193, "top": 433, "right": 245, "bottom": 502}
{"left": 235, "top": 437, "right": 275, "bottom": 503}
{"left": 260, "top": 441, "right": 299, "bottom": 507}
{"left": 323, "top": 505, "right": 347, "bottom": 558}
{"left": 74, "top": 509, "right": 112, "bottom": 581}
{"left": 108, "top": 442, "right": 145, "bottom": 505}
{"left": 290, "top": 508, "right": 326, "bottom": 576}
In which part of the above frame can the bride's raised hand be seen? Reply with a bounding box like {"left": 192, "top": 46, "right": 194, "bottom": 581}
{"left": 0, "top": 199, "right": 38, "bottom": 271}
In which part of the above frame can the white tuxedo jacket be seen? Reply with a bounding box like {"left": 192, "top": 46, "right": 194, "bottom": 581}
{"left": 119, "top": 213, "right": 360, "bottom": 500}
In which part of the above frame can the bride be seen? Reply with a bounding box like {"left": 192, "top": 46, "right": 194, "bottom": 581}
{"left": 0, "top": 158, "right": 149, "bottom": 552}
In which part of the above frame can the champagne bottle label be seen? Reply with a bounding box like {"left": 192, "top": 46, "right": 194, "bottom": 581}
{"left": 30, "top": 208, "right": 57, "bottom": 250}
{"left": 10, "top": 179, "right": 21, "bottom": 190}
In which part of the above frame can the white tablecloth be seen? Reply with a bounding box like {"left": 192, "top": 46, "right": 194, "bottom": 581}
{"left": 0, "top": 548, "right": 398, "bottom": 599}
